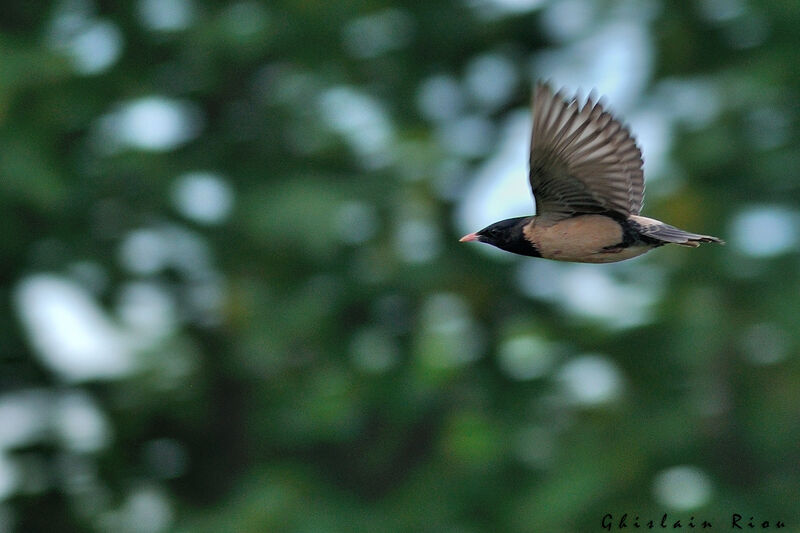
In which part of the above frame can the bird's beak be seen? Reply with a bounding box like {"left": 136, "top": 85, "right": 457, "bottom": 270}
{"left": 459, "top": 233, "right": 479, "bottom": 242}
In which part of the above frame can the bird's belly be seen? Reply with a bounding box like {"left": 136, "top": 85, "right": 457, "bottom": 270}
{"left": 525, "top": 215, "right": 651, "bottom": 263}
{"left": 566, "top": 244, "right": 651, "bottom": 263}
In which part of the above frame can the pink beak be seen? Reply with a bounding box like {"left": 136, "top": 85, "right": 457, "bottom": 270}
{"left": 459, "top": 233, "right": 479, "bottom": 242}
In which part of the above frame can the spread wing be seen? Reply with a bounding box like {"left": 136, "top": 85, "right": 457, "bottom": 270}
{"left": 529, "top": 82, "right": 644, "bottom": 220}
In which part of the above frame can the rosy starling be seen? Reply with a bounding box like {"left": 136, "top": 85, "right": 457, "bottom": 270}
{"left": 460, "top": 83, "right": 722, "bottom": 263}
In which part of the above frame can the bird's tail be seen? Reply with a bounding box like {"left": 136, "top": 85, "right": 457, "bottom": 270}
{"left": 630, "top": 216, "right": 724, "bottom": 247}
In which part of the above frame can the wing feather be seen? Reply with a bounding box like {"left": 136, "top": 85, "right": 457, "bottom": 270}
{"left": 529, "top": 82, "right": 645, "bottom": 219}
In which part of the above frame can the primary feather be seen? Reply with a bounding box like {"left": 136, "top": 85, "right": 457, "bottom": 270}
{"left": 530, "top": 82, "right": 644, "bottom": 220}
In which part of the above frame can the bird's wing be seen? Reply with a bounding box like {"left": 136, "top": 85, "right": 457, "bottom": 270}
{"left": 529, "top": 82, "right": 644, "bottom": 220}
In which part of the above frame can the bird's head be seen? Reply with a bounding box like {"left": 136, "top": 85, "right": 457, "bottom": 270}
{"left": 459, "top": 216, "right": 540, "bottom": 257}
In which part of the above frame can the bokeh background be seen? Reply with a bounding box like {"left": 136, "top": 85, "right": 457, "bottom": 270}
{"left": 2, "top": 0, "right": 800, "bottom": 531}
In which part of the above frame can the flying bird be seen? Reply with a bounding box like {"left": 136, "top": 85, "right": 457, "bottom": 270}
{"left": 460, "top": 83, "right": 722, "bottom": 263}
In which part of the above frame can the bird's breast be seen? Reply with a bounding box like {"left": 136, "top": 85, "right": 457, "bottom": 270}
{"left": 523, "top": 214, "right": 650, "bottom": 263}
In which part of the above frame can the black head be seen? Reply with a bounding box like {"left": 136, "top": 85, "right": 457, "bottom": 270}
{"left": 460, "top": 216, "right": 540, "bottom": 257}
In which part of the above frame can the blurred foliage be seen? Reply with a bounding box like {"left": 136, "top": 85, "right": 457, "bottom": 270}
{"left": 2, "top": 1, "right": 800, "bottom": 532}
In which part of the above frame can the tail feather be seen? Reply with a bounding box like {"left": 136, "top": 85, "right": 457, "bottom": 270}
{"left": 630, "top": 215, "right": 724, "bottom": 247}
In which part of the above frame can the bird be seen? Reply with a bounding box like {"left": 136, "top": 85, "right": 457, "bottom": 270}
{"left": 459, "top": 82, "right": 723, "bottom": 263}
